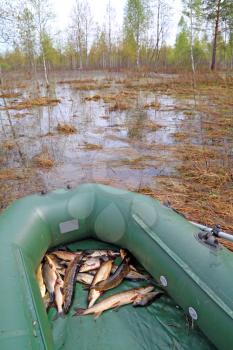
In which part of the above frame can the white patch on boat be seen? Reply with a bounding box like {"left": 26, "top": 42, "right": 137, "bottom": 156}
{"left": 59, "top": 219, "right": 79, "bottom": 234}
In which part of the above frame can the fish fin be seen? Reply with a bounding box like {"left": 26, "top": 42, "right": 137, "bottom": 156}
{"left": 94, "top": 311, "right": 102, "bottom": 320}
{"left": 132, "top": 296, "right": 142, "bottom": 306}
{"left": 82, "top": 286, "right": 90, "bottom": 291}
{"left": 73, "top": 308, "right": 85, "bottom": 317}
{"left": 52, "top": 311, "right": 65, "bottom": 321}
{"left": 49, "top": 292, "right": 55, "bottom": 303}
{"left": 148, "top": 279, "right": 160, "bottom": 286}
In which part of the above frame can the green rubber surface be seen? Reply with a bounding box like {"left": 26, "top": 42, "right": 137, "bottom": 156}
{"left": 0, "top": 183, "right": 233, "bottom": 349}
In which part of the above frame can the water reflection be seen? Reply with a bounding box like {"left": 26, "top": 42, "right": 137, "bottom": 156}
{"left": 0, "top": 76, "right": 189, "bottom": 192}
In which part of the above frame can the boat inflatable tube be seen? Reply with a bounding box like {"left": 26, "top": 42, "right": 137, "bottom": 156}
{"left": 0, "top": 183, "right": 232, "bottom": 350}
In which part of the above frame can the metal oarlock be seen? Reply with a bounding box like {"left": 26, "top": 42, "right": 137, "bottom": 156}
{"left": 190, "top": 222, "right": 233, "bottom": 244}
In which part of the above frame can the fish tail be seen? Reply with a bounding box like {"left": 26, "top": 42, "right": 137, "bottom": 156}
{"left": 53, "top": 311, "right": 65, "bottom": 321}
{"left": 49, "top": 292, "right": 55, "bottom": 303}
{"left": 73, "top": 308, "right": 85, "bottom": 316}
{"left": 82, "top": 286, "right": 90, "bottom": 291}
{"left": 148, "top": 279, "right": 160, "bottom": 287}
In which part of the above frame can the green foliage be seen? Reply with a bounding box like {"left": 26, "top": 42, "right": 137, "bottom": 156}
{"left": 123, "top": 0, "right": 151, "bottom": 65}
{"left": 0, "top": 0, "right": 233, "bottom": 71}
{"left": 41, "top": 32, "right": 61, "bottom": 67}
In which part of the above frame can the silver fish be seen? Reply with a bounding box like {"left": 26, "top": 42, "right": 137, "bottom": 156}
{"left": 133, "top": 291, "right": 163, "bottom": 306}
{"left": 74, "top": 286, "right": 154, "bottom": 319}
{"left": 42, "top": 259, "right": 57, "bottom": 303}
{"left": 88, "top": 260, "right": 113, "bottom": 308}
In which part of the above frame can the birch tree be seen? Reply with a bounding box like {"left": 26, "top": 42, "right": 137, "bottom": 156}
{"left": 71, "top": 0, "right": 93, "bottom": 69}
{"left": 124, "top": 0, "right": 151, "bottom": 67}
{"left": 17, "top": 7, "right": 36, "bottom": 74}
{"left": 29, "top": 0, "right": 53, "bottom": 85}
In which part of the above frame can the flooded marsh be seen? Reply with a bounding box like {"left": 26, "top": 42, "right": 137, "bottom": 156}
{"left": 0, "top": 71, "right": 232, "bottom": 248}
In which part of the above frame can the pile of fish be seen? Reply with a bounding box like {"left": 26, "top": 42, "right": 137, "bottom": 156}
{"left": 36, "top": 248, "right": 163, "bottom": 320}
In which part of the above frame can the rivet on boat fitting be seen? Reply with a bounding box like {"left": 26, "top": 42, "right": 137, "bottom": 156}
{"left": 160, "top": 276, "right": 168, "bottom": 287}
{"left": 189, "top": 307, "right": 198, "bottom": 320}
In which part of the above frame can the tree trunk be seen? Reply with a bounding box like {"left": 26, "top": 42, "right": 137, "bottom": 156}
{"left": 136, "top": 30, "right": 140, "bottom": 67}
{"left": 211, "top": 0, "right": 221, "bottom": 71}
{"left": 42, "top": 47, "right": 49, "bottom": 87}
{"left": 190, "top": 1, "right": 195, "bottom": 76}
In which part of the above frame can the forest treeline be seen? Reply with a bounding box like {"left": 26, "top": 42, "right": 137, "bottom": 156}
{"left": 0, "top": 0, "right": 233, "bottom": 75}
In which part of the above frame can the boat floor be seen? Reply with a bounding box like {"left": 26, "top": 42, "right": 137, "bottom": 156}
{"left": 47, "top": 239, "right": 215, "bottom": 350}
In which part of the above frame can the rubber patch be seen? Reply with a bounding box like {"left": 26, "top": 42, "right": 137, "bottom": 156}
{"left": 59, "top": 219, "right": 79, "bottom": 234}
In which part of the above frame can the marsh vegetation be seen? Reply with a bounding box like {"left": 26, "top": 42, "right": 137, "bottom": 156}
{"left": 0, "top": 0, "right": 233, "bottom": 249}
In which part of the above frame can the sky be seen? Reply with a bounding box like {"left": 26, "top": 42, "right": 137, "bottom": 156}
{"left": 51, "top": 0, "right": 182, "bottom": 45}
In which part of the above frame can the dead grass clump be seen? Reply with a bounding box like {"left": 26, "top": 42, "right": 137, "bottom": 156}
{"left": 73, "top": 81, "right": 110, "bottom": 91}
{"left": 42, "top": 131, "right": 55, "bottom": 137}
{"left": 0, "top": 92, "right": 21, "bottom": 99}
{"left": 179, "top": 163, "right": 231, "bottom": 188}
{"left": 33, "top": 153, "right": 54, "bottom": 169}
{"left": 0, "top": 168, "right": 24, "bottom": 180}
{"left": 58, "top": 79, "right": 97, "bottom": 84}
{"left": 3, "top": 140, "right": 15, "bottom": 150}
{"left": 57, "top": 123, "right": 77, "bottom": 134}
{"left": 83, "top": 143, "right": 103, "bottom": 150}
{"left": 2, "top": 97, "right": 61, "bottom": 110}
{"left": 73, "top": 84, "right": 98, "bottom": 91}
{"left": 180, "top": 146, "right": 218, "bottom": 161}
{"left": 173, "top": 132, "right": 188, "bottom": 141}
{"left": 100, "top": 115, "right": 110, "bottom": 119}
{"left": 144, "top": 101, "right": 161, "bottom": 109}
{"left": 184, "top": 111, "right": 193, "bottom": 116}
{"left": 144, "top": 120, "right": 162, "bottom": 131}
{"left": 109, "top": 101, "right": 130, "bottom": 111}
{"left": 84, "top": 95, "right": 101, "bottom": 101}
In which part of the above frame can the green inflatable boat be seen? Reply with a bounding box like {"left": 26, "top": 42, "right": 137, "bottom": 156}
{"left": 0, "top": 183, "right": 232, "bottom": 350}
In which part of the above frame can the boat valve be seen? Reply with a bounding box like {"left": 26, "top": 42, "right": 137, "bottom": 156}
{"left": 197, "top": 230, "right": 219, "bottom": 248}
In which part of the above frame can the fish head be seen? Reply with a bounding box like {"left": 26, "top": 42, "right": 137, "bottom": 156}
{"left": 139, "top": 285, "right": 155, "bottom": 294}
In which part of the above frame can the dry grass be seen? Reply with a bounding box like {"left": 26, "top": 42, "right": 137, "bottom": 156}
{"left": 0, "top": 92, "right": 21, "bottom": 98}
{"left": 58, "top": 79, "right": 97, "bottom": 84}
{"left": 3, "top": 140, "right": 16, "bottom": 150}
{"left": 0, "top": 82, "right": 27, "bottom": 90}
{"left": 57, "top": 122, "right": 77, "bottom": 134}
{"left": 173, "top": 132, "right": 188, "bottom": 141}
{"left": 144, "top": 101, "right": 161, "bottom": 109}
{"left": 1, "top": 97, "right": 61, "bottom": 110}
{"left": 100, "top": 115, "right": 110, "bottom": 119}
{"left": 83, "top": 143, "right": 103, "bottom": 150}
{"left": 33, "top": 152, "right": 54, "bottom": 168}
{"left": 109, "top": 101, "right": 130, "bottom": 111}
{"left": 0, "top": 168, "right": 25, "bottom": 180}
{"left": 184, "top": 111, "right": 193, "bottom": 116}
{"left": 144, "top": 120, "right": 162, "bottom": 131}
{"left": 84, "top": 95, "right": 101, "bottom": 101}
{"left": 73, "top": 81, "right": 110, "bottom": 91}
